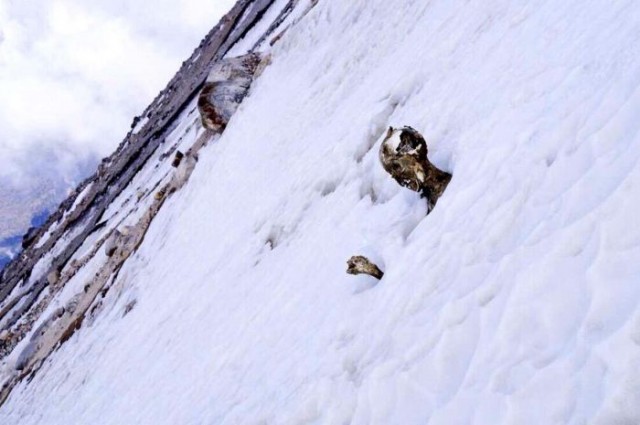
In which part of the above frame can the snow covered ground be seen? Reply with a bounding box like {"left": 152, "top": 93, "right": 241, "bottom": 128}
{"left": 2, "top": 0, "right": 640, "bottom": 423}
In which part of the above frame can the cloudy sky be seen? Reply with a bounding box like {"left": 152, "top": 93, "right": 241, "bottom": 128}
{"left": 0, "top": 0, "right": 235, "bottom": 243}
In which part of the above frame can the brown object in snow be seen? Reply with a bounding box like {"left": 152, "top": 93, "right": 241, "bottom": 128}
{"left": 171, "top": 151, "right": 184, "bottom": 168}
{"left": 379, "top": 126, "right": 452, "bottom": 212}
{"left": 346, "top": 256, "right": 384, "bottom": 280}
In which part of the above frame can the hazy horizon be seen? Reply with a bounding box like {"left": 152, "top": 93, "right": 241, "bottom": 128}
{"left": 0, "top": 0, "right": 236, "bottom": 266}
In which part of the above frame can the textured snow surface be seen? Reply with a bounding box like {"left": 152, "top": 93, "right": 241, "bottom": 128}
{"left": 3, "top": 0, "right": 640, "bottom": 423}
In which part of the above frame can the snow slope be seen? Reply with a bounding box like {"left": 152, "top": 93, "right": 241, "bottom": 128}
{"left": 2, "top": 0, "right": 640, "bottom": 423}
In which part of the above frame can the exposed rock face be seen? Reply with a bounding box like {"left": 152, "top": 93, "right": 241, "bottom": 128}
{"left": 21, "top": 227, "right": 39, "bottom": 250}
{"left": 346, "top": 256, "right": 384, "bottom": 280}
{"left": 198, "top": 53, "right": 262, "bottom": 132}
{"left": 379, "top": 126, "right": 452, "bottom": 211}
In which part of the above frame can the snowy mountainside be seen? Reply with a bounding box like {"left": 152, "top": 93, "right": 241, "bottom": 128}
{"left": 2, "top": 0, "right": 640, "bottom": 424}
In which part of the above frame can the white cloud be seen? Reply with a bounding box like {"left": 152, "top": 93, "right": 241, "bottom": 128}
{"left": 0, "top": 0, "right": 236, "bottom": 182}
{"left": 0, "top": 0, "right": 236, "bottom": 238}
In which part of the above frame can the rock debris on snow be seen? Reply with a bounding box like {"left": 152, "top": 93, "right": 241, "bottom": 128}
{"left": 171, "top": 151, "right": 185, "bottom": 168}
{"left": 346, "top": 255, "right": 384, "bottom": 280}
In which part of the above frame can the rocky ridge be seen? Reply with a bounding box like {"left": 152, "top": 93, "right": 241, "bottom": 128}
{"left": 0, "top": 0, "right": 316, "bottom": 405}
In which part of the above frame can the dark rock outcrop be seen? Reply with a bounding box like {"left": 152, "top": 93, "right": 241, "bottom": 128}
{"left": 21, "top": 227, "right": 39, "bottom": 250}
{"left": 171, "top": 151, "right": 185, "bottom": 168}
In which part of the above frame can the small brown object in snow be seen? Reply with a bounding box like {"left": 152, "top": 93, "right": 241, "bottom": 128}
{"left": 171, "top": 151, "right": 184, "bottom": 168}
{"left": 154, "top": 188, "right": 166, "bottom": 201}
{"left": 346, "top": 256, "right": 384, "bottom": 280}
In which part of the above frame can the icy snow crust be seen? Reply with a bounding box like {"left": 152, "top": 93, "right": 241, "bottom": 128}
{"left": 3, "top": 0, "right": 640, "bottom": 423}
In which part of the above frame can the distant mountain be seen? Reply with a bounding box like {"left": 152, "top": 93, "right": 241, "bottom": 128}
{"left": 0, "top": 148, "right": 98, "bottom": 270}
